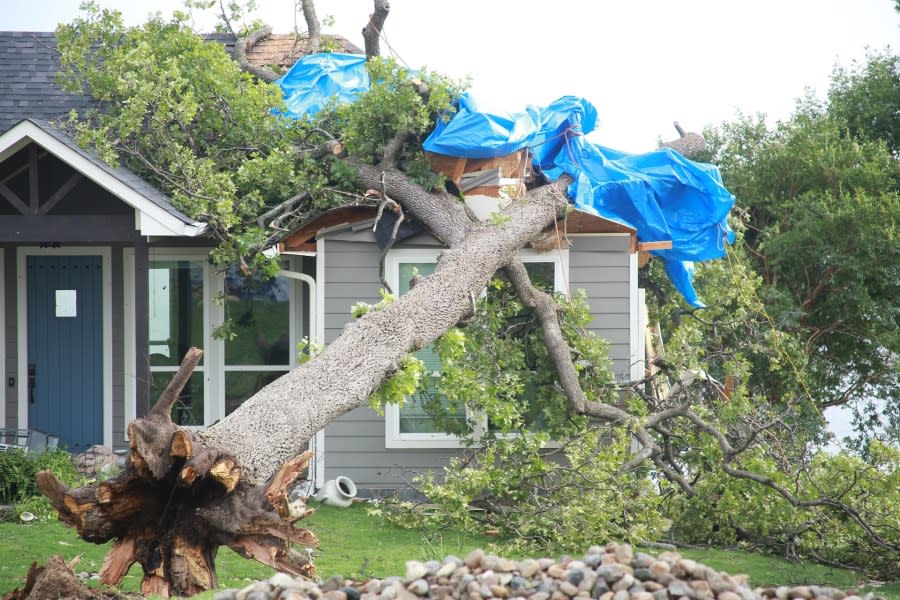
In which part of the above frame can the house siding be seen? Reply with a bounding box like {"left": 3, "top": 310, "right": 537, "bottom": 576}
{"left": 568, "top": 235, "right": 634, "bottom": 378}
{"left": 321, "top": 235, "right": 460, "bottom": 493}
{"left": 320, "top": 230, "right": 637, "bottom": 494}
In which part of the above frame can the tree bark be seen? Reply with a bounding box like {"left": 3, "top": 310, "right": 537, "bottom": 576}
{"left": 300, "top": 0, "right": 320, "bottom": 55}
{"left": 200, "top": 174, "right": 571, "bottom": 482}
{"left": 363, "top": 0, "right": 390, "bottom": 60}
{"left": 234, "top": 26, "right": 279, "bottom": 83}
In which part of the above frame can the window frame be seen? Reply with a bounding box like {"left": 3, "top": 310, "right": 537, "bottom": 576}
{"left": 220, "top": 261, "right": 298, "bottom": 417}
{"left": 384, "top": 247, "right": 569, "bottom": 449}
{"left": 127, "top": 250, "right": 303, "bottom": 429}
{"left": 144, "top": 251, "right": 213, "bottom": 429}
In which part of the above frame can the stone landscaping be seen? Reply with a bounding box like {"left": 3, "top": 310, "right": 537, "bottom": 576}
{"left": 210, "top": 544, "right": 885, "bottom": 600}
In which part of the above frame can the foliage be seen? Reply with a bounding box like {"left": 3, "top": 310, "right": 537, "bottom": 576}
{"left": 55, "top": 4, "right": 317, "bottom": 270}
{"left": 697, "top": 51, "right": 900, "bottom": 441}
{"left": 666, "top": 442, "right": 900, "bottom": 579}
{"left": 408, "top": 429, "right": 668, "bottom": 553}
{"left": 638, "top": 49, "right": 900, "bottom": 577}
{"left": 827, "top": 49, "right": 900, "bottom": 155}
{"left": 351, "top": 288, "right": 396, "bottom": 318}
{"left": 326, "top": 58, "right": 465, "bottom": 166}
{"left": 0, "top": 449, "right": 81, "bottom": 505}
{"left": 369, "top": 354, "right": 426, "bottom": 412}
{"left": 53, "top": 5, "right": 464, "bottom": 276}
{"left": 373, "top": 278, "right": 669, "bottom": 551}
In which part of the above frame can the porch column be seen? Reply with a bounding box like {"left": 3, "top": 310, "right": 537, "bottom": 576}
{"left": 134, "top": 236, "right": 150, "bottom": 416}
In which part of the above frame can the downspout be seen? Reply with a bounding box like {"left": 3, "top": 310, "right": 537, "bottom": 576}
{"left": 276, "top": 269, "right": 316, "bottom": 350}
{"left": 275, "top": 267, "right": 319, "bottom": 487}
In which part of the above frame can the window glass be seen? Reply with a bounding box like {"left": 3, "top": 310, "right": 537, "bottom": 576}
{"left": 396, "top": 261, "right": 468, "bottom": 434}
{"left": 150, "top": 372, "right": 204, "bottom": 426}
{"left": 224, "top": 269, "right": 291, "bottom": 366}
{"left": 225, "top": 370, "right": 288, "bottom": 415}
{"left": 148, "top": 261, "right": 204, "bottom": 366}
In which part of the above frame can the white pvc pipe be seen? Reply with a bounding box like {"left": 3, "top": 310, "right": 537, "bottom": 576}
{"left": 313, "top": 475, "right": 358, "bottom": 508}
{"left": 276, "top": 269, "right": 317, "bottom": 351}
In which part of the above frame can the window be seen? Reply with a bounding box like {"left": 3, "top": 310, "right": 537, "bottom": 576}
{"left": 385, "top": 248, "right": 568, "bottom": 448}
{"left": 222, "top": 267, "right": 294, "bottom": 415}
{"left": 148, "top": 259, "right": 207, "bottom": 426}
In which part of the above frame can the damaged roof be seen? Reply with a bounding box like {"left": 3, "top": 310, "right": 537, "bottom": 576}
{"left": 0, "top": 30, "right": 361, "bottom": 135}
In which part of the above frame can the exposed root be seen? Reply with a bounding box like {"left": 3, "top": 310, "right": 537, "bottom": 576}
{"left": 32, "top": 348, "right": 318, "bottom": 597}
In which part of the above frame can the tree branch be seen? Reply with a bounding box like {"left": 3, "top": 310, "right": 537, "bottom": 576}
{"left": 299, "top": 0, "right": 320, "bottom": 55}
{"left": 363, "top": 0, "right": 390, "bottom": 60}
{"left": 234, "top": 26, "right": 279, "bottom": 83}
{"left": 148, "top": 347, "right": 204, "bottom": 421}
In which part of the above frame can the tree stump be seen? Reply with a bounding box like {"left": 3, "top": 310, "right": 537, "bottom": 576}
{"left": 36, "top": 348, "right": 317, "bottom": 597}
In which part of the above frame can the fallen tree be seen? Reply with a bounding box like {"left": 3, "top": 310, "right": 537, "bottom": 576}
{"left": 32, "top": 1, "right": 899, "bottom": 596}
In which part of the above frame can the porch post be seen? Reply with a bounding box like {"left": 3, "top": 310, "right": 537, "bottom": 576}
{"left": 134, "top": 236, "right": 150, "bottom": 416}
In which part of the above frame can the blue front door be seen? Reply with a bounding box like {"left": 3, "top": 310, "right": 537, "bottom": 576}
{"left": 27, "top": 255, "right": 103, "bottom": 452}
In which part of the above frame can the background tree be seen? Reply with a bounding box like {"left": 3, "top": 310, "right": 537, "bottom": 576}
{"left": 698, "top": 49, "right": 899, "bottom": 443}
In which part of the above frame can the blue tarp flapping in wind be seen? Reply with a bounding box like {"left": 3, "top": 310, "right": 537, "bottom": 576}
{"left": 276, "top": 55, "right": 735, "bottom": 307}
{"left": 423, "top": 92, "right": 735, "bottom": 307}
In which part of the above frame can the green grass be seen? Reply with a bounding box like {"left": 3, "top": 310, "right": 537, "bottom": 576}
{"left": 1, "top": 505, "right": 897, "bottom": 599}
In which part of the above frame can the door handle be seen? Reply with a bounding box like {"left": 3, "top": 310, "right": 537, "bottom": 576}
{"left": 28, "top": 364, "right": 36, "bottom": 404}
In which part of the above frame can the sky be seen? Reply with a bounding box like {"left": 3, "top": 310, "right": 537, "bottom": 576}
{"left": 2, "top": 0, "right": 898, "bottom": 152}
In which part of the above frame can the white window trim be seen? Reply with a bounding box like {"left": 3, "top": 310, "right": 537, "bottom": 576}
{"left": 385, "top": 247, "right": 569, "bottom": 449}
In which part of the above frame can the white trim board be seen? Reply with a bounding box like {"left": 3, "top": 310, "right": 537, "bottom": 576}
{"left": 313, "top": 237, "right": 326, "bottom": 489}
{"left": 16, "top": 246, "right": 114, "bottom": 448}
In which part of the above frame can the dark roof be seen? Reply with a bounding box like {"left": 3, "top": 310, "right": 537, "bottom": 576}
{"left": 0, "top": 30, "right": 362, "bottom": 135}
{"left": 0, "top": 32, "right": 94, "bottom": 134}
{"left": 0, "top": 29, "right": 359, "bottom": 232}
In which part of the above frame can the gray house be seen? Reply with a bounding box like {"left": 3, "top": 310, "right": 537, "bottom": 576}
{"left": 1, "top": 31, "right": 649, "bottom": 495}
{"left": 280, "top": 205, "right": 649, "bottom": 494}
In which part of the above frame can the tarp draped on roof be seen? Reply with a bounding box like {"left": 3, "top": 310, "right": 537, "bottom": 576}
{"left": 277, "top": 53, "right": 368, "bottom": 117}
{"left": 277, "top": 54, "right": 735, "bottom": 307}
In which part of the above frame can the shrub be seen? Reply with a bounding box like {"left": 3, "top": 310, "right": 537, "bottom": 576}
{"left": 0, "top": 448, "right": 81, "bottom": 505}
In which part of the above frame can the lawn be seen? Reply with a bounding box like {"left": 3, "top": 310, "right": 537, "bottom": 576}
{"left": 1, "top": 504, "right": 897, "bottom": 599}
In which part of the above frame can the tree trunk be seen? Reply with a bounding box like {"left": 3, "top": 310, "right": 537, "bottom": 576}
{"left": 37, "top": 174, "right": 570, "bottom": 596}
{"left": 362, "top": 0, "right": 390, "bottom": 59}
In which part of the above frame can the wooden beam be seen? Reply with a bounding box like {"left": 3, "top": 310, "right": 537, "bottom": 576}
{"left": 28, "top": 145, "right": 39, "bottom": 214}
{"left": 1, "top": 149, "right": 49, "bottom": 185}
{"left": 39, "top": 173, "right": 83, "bottom": 215}
{"left": 637, "top": 241, "right": 673, "bottom": 252}
{"left": 0, "top": 179, "right": 29, "bottom": 215}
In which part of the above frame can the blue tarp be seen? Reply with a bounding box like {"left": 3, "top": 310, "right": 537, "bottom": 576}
{"left": 277, "top": 55, "right": 735, "bottom": 307}
{"left": 277, "top": 53, "right": 368, "bottom": 117}
{"left": 423, "top": 92, "right": 735, "bottom": 307}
